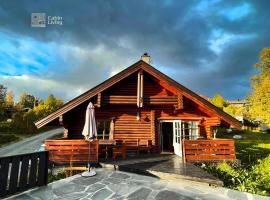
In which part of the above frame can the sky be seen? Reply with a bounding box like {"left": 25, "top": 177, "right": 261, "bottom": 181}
{"left": 0, "top": 0, "right": 269, "bottom": 102}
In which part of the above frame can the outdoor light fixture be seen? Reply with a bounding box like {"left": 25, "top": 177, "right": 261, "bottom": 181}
{"left": 212, "top": 126, "right": 218, "bottom": 139}
{"left": 136, "top": 111, "right": 140, "bottom": 121}
{"left": 59, "top": 115, "right": 63, "bottom": 125}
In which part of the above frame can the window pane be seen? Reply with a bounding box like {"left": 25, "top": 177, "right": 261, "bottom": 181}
{"left": 104, "top": 120, "right": 110, "bottom": 134}
{"left": 96, "top": 120, "right": 111, "bottom": 139}
{"left": 181, "top": 121, "right": 198, "bottom": 140}
{"left": 97, "top": 121, "right": 103, "bottom": 134}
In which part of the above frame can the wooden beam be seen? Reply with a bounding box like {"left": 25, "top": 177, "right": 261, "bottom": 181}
{"left": 140, "top": 71, "right": 144, "bottom": 107}
{"left": 177, "top": 94, "right": 183, "bottom": 110}
{"left": 97, "top": 93, "right": 101, "bottom": 108}
{"left": 109, "top": 118, "right": 115, "bottom": 140}
{"left": 137, "top": 71, "right": 141, "bottom": 107}
{"left": 151, "top": 110, "right": 156, "bottom": 145}
{"left": 137, "top": 70, "right": 144, "bottom": 108}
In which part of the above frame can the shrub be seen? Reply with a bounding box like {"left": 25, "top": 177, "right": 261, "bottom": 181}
{"left": 199, "top": 161, "right": 270, "bottom": 196}
{"left": 0, "top": 134, "right": 19, "bottom": 146}
{"left": 252, "top": 156, "right": 270, "bottom": 194}
{"left": 0, "top": 121, "right": 12, "bottom": 132}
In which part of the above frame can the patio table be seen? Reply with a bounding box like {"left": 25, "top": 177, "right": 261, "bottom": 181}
{"left": 99, "top": 140, "right": 116, "bottom": 159}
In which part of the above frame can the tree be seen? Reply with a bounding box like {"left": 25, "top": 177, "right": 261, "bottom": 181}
{"left": 18, "top": 92, "right": 35, "bottom": 109}
{"left": 0, "top": 85, "right": 7, "bottom": 105}
{"left": 45, "top": 94, "right": 63, "bottom": 112}
{"left": 249, "top": 48, "right": 270, "bottom": 125}
{"left": 211, "top": 93, "right": 226, "bottom": 109}
{"left": 224, "top": 104, "right": 237, "bottom": 116}
{"left": 0, "top": 85, "right": 7, "bottom": 120}
{"left": 5, "top": 90, "right": 14, "bottom": 107}
{"left": 33, "top": 94, "right": 64, "bottom": 120}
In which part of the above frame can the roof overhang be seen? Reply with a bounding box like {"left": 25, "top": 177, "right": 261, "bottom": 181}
{"left": 35, "top": 60, "right": 242, "bottom": 129}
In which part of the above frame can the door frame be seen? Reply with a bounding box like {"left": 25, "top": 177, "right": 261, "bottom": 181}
{"left": 159, "top": 119, "right": 182, "bottom": 156}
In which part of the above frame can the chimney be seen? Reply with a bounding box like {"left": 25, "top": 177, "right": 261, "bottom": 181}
{"left": 141, "top": 52, "right": 151, "bottom": 64}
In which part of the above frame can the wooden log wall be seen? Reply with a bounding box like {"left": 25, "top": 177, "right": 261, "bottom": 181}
{"left": 113, "top": 111, "right": 152, "bottom": 142}
{"left": 62, "top": 70, "right": 225, "bottom": 143}
{"left": 102, "top": 95, "right": 178, "bottom": 105}
{"left": 64, "top": 104, "right": 153, "bottom": 143}
{"left": 143, "top": 73, "right": 174, "bottom": 96}
{"left": 103, "top": 73, "right": 137, "bottom": 96}
{"left": 204, "top": 117, "right": 221, "bottom": 139}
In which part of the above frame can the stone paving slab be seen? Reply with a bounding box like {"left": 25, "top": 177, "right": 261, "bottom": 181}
{"left": 101, "top": 155, "right": 223, "bottom": 186}
{"left": 6, "top": 168, "right": 270, "bottom": 200}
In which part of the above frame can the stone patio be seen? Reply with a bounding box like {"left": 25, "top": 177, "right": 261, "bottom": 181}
{"left": 6, "top": 168, "right": 270, "bottom": 200}
{"left": 100, "top": 155, "right": 223, "bottom": 186}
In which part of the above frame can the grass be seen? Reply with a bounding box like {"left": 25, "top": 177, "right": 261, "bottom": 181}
{"left": 219, "top": 130, "right": 270, "bottom": 166}
{"left": 0, "top": 126, "right": 59, "bottom": 148}
{"left": 48, "top": 170, "right": 82, "bottom": 183}
{"left": 198, "top": 129, "right": 270, "bottom": 196}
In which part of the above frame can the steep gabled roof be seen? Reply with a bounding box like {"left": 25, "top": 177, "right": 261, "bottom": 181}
{"left": 35, "top": 60, "right": 242, "bottom": 129}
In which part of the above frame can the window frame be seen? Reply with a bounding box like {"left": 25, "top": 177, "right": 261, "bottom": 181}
{"left": 96, "top": 119, "right": 111, "bottom": 140}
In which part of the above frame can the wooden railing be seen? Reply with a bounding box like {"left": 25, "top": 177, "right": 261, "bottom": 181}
{"left": 183, "top": 139, "right": 236, "bottom": 161}
{"left": 0, "top": 151, "right": 48, "bottom": 198}
{"left": 45, "top": 139, "right": 99, "bottom": 164}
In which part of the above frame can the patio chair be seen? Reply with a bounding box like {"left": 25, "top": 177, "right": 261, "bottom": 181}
{"left": 112, "top": 140, "right": 126, "bottom": 160}
{"left": 124, "top": 139, "right": 139, "bottom": 155}
{"left": 138, "top": 139, "right": 153, "bottom": 154}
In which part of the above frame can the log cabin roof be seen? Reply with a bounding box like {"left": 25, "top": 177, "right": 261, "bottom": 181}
{"left": 35, "top": 60, "right": 242, "bottom": 129}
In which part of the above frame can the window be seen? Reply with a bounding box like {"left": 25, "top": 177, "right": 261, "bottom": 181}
{"left": 96, "top": 120, "right": 110, "bottom": 139}
{"left": 181, "top": 121, "right": 198, "bottom": 140}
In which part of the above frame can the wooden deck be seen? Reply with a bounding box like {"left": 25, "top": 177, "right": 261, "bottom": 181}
{"left": 183, "top": 139, "right": 236, "bottom": 161}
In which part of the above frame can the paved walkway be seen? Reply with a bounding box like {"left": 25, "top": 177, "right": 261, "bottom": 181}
{"left": 0, "top": 128, "right": 63, "bottom": 157}
{"left": 7, "top": 168, "right": 269, "bottom": 200}
{"left": 101, "top": 155, "right": 222, "bottom": 186}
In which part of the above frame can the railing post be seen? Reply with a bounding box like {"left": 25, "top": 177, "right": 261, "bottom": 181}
{"left": 182, "top": 138, "right": 186, "bottom": 163}
{"left": 44, "top": 151, "right": 49, "bottom": 185}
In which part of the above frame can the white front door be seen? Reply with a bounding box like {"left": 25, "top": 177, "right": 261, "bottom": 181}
{"left": 173, "top": 120, "right": 182, "bottom": 156}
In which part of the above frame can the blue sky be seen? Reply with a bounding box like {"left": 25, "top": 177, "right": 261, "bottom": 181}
{"left": 0, "top": 0, "right": 268, "bottom": 102}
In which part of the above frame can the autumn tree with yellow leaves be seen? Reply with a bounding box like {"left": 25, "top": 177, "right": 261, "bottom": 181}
{"left": 248, "top": 48, "right": 270, "bottom": 125}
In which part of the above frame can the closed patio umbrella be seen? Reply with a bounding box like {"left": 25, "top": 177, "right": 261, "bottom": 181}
{"left": 82, "top": 102, "right": 97, "bottom": 177}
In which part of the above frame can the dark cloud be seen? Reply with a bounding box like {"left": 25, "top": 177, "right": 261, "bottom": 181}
{"left": 0, "top": 0, "right": 269, "bottom": 100}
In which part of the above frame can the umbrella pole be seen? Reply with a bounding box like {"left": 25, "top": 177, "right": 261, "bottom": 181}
{"left": 88, "top": 138, "right": 90, "bottom": 172}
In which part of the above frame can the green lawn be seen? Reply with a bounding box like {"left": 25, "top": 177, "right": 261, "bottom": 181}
{"left": 199, "top": 130, "right": 270, "bottom": 196}
{"left": 234, "top": 131, "right": 270, "bottom": 166}
{"left": 0, "top": 126, "right": 57, "bottom": 148}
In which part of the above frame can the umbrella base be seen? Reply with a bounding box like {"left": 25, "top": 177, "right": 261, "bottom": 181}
{"left": 81, "top": 170, "right": 96, "bottom": 177}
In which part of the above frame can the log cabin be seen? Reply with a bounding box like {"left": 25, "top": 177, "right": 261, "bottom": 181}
{"left": 36, "top": 53, "right": 241, "bottom": 162}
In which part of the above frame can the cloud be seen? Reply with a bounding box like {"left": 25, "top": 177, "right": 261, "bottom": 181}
{"left": 0, "top": 0, "right": 270, "bottom": 101}
{"left": 1, "top": 75, "right": 81, "bottom": 101}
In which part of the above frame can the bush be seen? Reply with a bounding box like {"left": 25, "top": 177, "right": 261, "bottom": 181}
{"left": 0, "top": 121, "right": 12, "bottom": 132}
{"left": 0, "top": 134, "right": 19, "bottom": 146}
{"left": 252, "top": 156, "right": 270, "bottom": 193}
{"left": 264, "top": 129, "right": 270, "bottom": 134}
{"left": 199, "top": 161, "right": 269, "bottom": 196}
